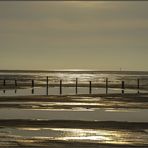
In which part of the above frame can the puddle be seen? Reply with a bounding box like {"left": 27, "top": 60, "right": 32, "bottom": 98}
{"left": 0, "top": 126, "right": 148, "bottom": 147}
{"left": 0, "top": 108, "right": 148, "bottom": 122}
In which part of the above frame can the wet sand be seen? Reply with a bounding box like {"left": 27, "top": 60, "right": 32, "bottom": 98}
{"left": 0, "top": 94, "right": 148, "bottom": 147}
{"left": 0, "top": 120, "right": 148, "bottom": 147}
{"left": 0, "top": 94, "right": 148, "bottom": 109}
{"left": 0, "top": 119, "right": 148, "bottom": 129}
{"left": 1, "top": 71, "right": 148, "bottom": 147}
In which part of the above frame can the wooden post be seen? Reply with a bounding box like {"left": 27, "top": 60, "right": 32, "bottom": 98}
{"left": 137, "top": 79, "right": 140, "bottom": 89}
{"left": 32, "top": 88, "right": 34, "bottom": 94}
{"left": 76, "top": 78, "right": 78, "bottom": 94}
{"left": 32, "top": 80, "right": 34, "bottom": 88}
{"left": 15, "top": 80, "right": 17, "bottom": 94}
{"left": 89, "top": 81, "right": 92, "bottom": 94}
{"left": 15, "top": 80, "right": 17, "bottom": 87}
{"left": 121, "top": 81, "right": 125, "bottom": 94}
{"left": 60, "top": 80, "right": 62, "bottom": 95}
{"left": 137, "top": 79, "right": 140, "bottom": 94}
{"left": 106, "top": 78, "right": 108, "bottom": 94}
{"left": 3, "top": 80, "right": 6, "bottom": 86}
{"left": 31, "top": 80, "right": 34, "bottom": 94}
{"left": 46, "top": 76, "right": 48, "bottom": 96}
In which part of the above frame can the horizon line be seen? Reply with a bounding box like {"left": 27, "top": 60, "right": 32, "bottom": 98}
{"left": 0, "top": 69, "right": 148, "bottom": 72}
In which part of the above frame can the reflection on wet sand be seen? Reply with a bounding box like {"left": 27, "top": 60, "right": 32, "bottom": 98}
{"left": 0, "top": 94, "right": 148, "bottom": 147}
{"left": 1, "top": 71, "right": 148, "bottom": 147}
{"left": 0, "top": 125, "right": 148, "bottom": 147}
{"left": 1, "top": 94, "right": 148, "bottom": 110}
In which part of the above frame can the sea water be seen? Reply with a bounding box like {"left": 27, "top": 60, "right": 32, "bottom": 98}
{"left": 0, "top": 70, "right": 148, "bottom": 95}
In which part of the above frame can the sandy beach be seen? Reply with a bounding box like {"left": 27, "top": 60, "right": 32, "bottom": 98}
{"left": 0, "top": 71, "right": 148, "bottom": 147}
{"left": 0, "top": 93, "right": 148, "bottom": 147}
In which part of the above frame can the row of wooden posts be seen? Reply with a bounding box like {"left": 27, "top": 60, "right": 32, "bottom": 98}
{"left": 1, "top": 77, "right": 140, "bottom": 95}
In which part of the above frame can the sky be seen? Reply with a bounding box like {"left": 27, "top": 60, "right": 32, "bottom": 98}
{"left": 0, "top": 1, "right": 148, "bottom": 71}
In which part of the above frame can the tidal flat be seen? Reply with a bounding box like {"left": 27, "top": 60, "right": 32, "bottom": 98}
{"left": 0, "top": 94, "right": 148, "bottom": 147}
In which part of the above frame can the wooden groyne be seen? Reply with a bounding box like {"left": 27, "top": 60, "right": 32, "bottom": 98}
{"left": 0, "top": 77, "right": 144, "bottom": 95}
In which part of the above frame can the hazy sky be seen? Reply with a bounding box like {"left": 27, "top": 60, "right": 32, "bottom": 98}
{"left": 0, "top": 1, "right": 148, "bottom": 71}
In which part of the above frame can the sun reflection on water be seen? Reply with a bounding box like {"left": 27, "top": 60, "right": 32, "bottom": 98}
{"left": 19, "top": 127, "right": 147, "bottom": 145}
{"left": 2, "top": 126, "right": 148, "bottom": 146}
